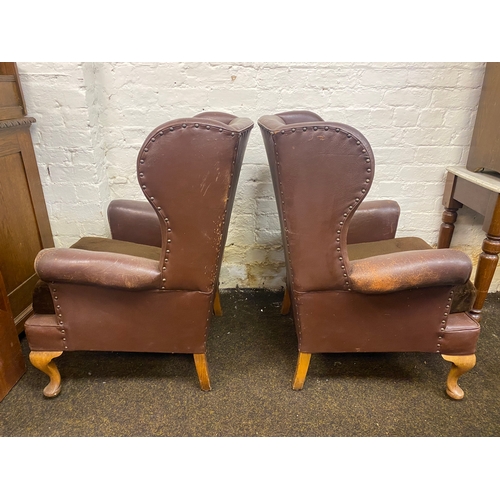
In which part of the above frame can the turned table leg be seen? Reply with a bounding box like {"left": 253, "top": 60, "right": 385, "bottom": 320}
{"left": 469, "top": 196, "right": 500, "bottom": 321}
{"left": 470, "top": 234, "right": 500, "bottom": 322}
{"left": 438, "top": 207, "right": 459, "bottom": 249}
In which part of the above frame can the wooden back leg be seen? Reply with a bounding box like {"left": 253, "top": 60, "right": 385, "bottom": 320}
{"left": 292, "top": 352, "right": 311, "bottom": 390}
{"left": 193, "top": 353, "right": 211, "bottom": 391}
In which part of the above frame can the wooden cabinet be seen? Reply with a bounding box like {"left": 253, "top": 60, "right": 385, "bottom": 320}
{"left": 0, "top": 62, "right": 54, "bottom": 334}
{"left": 0, "top": 269, "right": 25, "bottom": 401}
{"left": 466, "top": 62, "right": 500, "bottom": 174}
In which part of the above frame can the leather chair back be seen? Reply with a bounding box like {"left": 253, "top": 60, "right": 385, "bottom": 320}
{"left": 259, "top": 113, "right": 375, "bottom": 291}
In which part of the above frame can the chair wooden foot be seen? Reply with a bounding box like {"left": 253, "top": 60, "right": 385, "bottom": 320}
{"left": 29, "top": 351, "right": 63, "bottom": 397}
{"left": 442, "top": 354, "right": 476, "bottom": 400}
{"left": 292, "top": 352, "right": 311, "bottom": 390}
{"left": 213, "top": 289, "right": 222, "bottom": 316}
{"left": 193, "top": 353, "right": 211, "bottom": 391}
{"left": 281, "top": 287, "right": 291, "bottom": 315}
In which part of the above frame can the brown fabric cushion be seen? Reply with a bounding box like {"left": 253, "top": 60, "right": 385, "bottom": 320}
{"left": 32, "top": 237, "right": 162, "bottom": 315}
{"left": 71, "top": 237, "right": 162, "bottom": 260}
{"left": 347, "top": 236, "right": 432, "bottom": 260}
{"left": 347, "top": 237, "right": 476, "bottom": 314}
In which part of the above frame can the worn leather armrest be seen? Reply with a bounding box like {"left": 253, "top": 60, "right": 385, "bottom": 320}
{"left": 349, "top": 249, "right": 472, "bottom": 294}
{"left": 107, "top": 199, "right": 162, "bottom": 247}
{"left": 347, "top": 200, "right": 401, "bottom": 244}
{"left": 34, "top": 248, "right": 161, "bottom": 290}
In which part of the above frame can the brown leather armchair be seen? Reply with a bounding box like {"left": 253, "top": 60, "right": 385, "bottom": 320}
{"left": 259, "top": 110, "right": 480, "bottom": 400}
{"left": 25, "top": 112, "right": 253, "bottom": 396}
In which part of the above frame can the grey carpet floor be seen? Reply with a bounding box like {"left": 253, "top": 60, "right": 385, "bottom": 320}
{"left": 1, "top": 289, "right": 500, "bottom": 437}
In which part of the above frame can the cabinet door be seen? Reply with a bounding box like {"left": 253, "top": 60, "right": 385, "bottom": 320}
{"left": 0, "top": 122, "right": 53, "bottom": 333}
{"left": 0, "top": 269, "right": 25, "bottom": 401}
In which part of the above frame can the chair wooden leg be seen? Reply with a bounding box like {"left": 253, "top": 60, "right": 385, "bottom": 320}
{"left": 193, "top": 353, "right": 211, "bottom": 391}
{"left": 281, "top": 286, "right": 291, "bottom": 315}
{"left": 442, "top": 354, "right": 476, "bottom": 400}
{"left": 29, "top": 351, "right": 63, "bottom": 398}
{"left": 213, "top": 289, "right": 222, "bottom": 316}
{"left": 292, "top": 352, "right": 311, "bottom": 390}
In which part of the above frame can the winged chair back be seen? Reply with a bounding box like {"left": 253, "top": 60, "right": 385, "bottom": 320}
{"left": 138, "top": 112, "right": 251, "bottom": 291}
{"left": 260, "top": 111, "right": 375, "bottom": 291}
{"left": 259, "top": 111, "right": 480, "bottom": 400}
{"left": 25, "top": 112, "right": 253, "bottom": 396}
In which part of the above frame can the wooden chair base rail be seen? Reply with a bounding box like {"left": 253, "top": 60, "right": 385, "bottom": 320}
{"left": 442, "top": 354, "right": 476, "bottom": 400}
{"left": 29, "top": 351, "right": 63, "bottom": 397}
{"left": 292, "top": 352, "right": 476, "bottom": 399}
{"left": 29, "top": 351, "right": 212, "bottom": 395}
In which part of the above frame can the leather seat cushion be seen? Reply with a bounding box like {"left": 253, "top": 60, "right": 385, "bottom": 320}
{"left": 32, "top": 237, "right": 161, "bottom": 315}
{"left": 347, "top": 237, "right": 476, "bottom": 314}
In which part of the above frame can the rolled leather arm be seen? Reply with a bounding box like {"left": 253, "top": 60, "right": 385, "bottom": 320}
{"left": 108, "top": 199, "right": 162, "bottom": 247}
{"left": 349, "top": 249, "right": 472, "bottom": 294}
{"left": 34, "top": 248, "right": 161, "bottom": 290}
{"left": 347, "top": 200, "right": 401, "bottom": 244}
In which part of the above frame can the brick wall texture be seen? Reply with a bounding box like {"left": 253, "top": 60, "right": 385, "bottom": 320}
{"left": 17, "top": 62, "right": 498, "bottom": 290}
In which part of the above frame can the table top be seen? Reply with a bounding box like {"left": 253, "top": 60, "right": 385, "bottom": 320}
{"left": 447, "top": 165, "right": 500, "bottom": 193}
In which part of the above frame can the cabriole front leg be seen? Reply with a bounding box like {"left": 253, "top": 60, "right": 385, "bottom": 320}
{"left": 442, "top": 354, "right": 476, "bottom": 400}
{"left": 29, "top": 351, "right": 63, "bottom": 397}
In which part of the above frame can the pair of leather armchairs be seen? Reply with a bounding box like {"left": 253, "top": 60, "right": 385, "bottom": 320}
{"left": 25, "top": 111, "right": 480, "bottom": 400}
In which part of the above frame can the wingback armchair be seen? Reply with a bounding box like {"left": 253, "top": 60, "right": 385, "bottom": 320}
{"left": 25, "top": 112, "right": 253, "bottom": 396}
{"left": 258, "top": 111, "right": 480, "bottom": 400}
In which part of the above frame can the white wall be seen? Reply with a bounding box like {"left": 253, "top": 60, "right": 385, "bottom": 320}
{"left": 18, "top": 62, "right": 496, "bottom": 290}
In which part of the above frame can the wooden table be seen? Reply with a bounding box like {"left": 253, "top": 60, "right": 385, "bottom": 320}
{"left": 438, "top": 165, "right": 500, "bottom": 321}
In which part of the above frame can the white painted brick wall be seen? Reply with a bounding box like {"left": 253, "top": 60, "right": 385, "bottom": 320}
{"left": 17, "top": 62, "right": 499, "bottom": 291}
